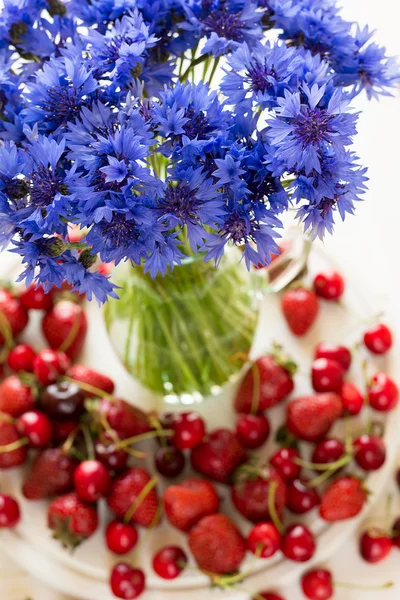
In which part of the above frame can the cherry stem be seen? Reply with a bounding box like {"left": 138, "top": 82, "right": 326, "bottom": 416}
{"left": 337, "top": 581, "right": 393, "bottom": 591}
{"left": 81, "top": 423, "right": 95, "bottom": 461}
{"left": 148, "top": 414, "right": 168, "bottom": 449}
{"left": 0, "top": 412, "right": 15, "bottom": 424}
{"left": 0, "top": 308, "right": 14, "bottom": 362}
{"left": 64, "top": 376, "right": 114, "bottom": 399}
{"left": 115, "top": 429, "right": 174, "bottom": 449}
{"left": 294, "top": 453, "right": 352, "bottom": 472}
{"left": 62, "top": 425, "right": 81, "bottom": 455}
{"left": 123, "top": 476, "right": 158, "bottom": 524}
{"left": 58, "top": 312, "right": 81, "bottom": 354}
{"left": 268, "top": 480, "right": 283, "bottom": 533}
{"left": 250, "top": 361, "right": 261, "bottom": 415}
{"left": 0, "top": 437, "right": 28, "bottom": 452}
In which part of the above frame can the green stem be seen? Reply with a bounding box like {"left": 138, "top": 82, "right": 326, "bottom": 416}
{"left": 180, "top": 54, "right": 208, "bottom": 83}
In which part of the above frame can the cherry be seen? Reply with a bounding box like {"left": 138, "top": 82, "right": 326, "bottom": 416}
{"left": 0, "top": 494, "right": 20, "bottom": 528}
{"left": 7, "top": 344, "right": 36, "bottom": 373}
{"left": 311, "top": 358, "right": 344, "bottom": 393}
{"left": 396, "top": 468, "right": 400, "bottom": 491}
{"left": 155, "top": 446, "right": 185, "bottom": 478}
{"left": 354, "top": 435, "right": 386, "bottom": 471}
{"left": 42, "top": 381, "right": 85, "bottom": 419}
{"left": 364, "top": 324, "right": 393, "bottom": 355}
{"left": 360, "top": 529, "right": 392, "bottom": 563}
{"left": 110, "top": 563, "right": 145, "bottom": 599}
{"left": 236, "top": 414, "right": 270, "bottom": 449}
{"left": 171, "top": 412, "right": 205, "bottom": 450}
{"left": 314, "top": 343, "right": 351, "bottom": 372}
{"left": 73, "top": 460, "right": 111, "bottom": 502}
{"left": 95, "top": 431, "right": 128, "bottom": 472}
{"left": 269, "top": 447, "right": 301, "bottom": 482}
{"left": 152, "top": 546, "right": 188, "bottom": 580}
{"left": 281, "top": 524, "right": 316, "bottom": 562}
{"left": 253, "top": 594, "right": 285, "bottom": 600}
{"left": 391, "top": 517, "right": 400, "bottom": 549}
{"left": 247, "top": 522, "right": 280, "bottom": 558}
{"left": 16, "top": 410, "right": 52, "bottom": 449}
{"left": 286, "top": 479, "right": 320, "bottom": 514}
{"left": 340, "top": 382, "right": 363, "bottom": 416}
{"left": 19, "top": 284, "right": 54, "bottom": 311}
{"left": 368, "top": 373, "right": 399, "bottom": 412}
{"left": 313, "top": 270, "right": 344, "bottom": 301}
{"left": 52, "top": 419, "right": 80, "bottom": 444}
{"left": 33, "top": 349, "right": 70, "bottom": 385}
{"left": 301, "top": 569, "right": 333, "bottom": 600}
{"left": 105, "top": 520, "right": 139, "bottom": 555}
{"left": 312, "top": 438, "right": 345, "bottom": 467}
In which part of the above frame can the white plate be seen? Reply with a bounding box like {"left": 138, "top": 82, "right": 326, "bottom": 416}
{"left": 1, "top": 245, "right": 399, "bottom": 599}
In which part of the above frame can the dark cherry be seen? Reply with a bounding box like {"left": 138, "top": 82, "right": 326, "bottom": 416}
{"left": 42, "top": 381, "right": 85, "bottom": 419}
{"left": 286, "top": 479, "right": 320, "bottom": 514}
{"left": 253, "top": 594, "right": 285, "bottom": 600}
{"left": 16, "top": 410, "right": 52, "bottom": 448}
{"left": 152, "top": 546, "right": 188, "bottom": 580}
{"left": 360, "top": 529, "right": 392, "bottom": 563}
{"left": 155, "top": 446, "right": 185, "bottom": 478}
{"left": 106, "top": 519, "right": 138, "bottom": 555}
{"left": 312, "top": 438, "right": 345, "bottom": 467}
{"left": 110, "top": 563, "right": 145, "bottom": 599}
{"left": 364, "top": 324, "right": 393, "bottom": 355}
{"left": 0, "top": 494, "right": 21, "bottom": 528}
{"left": 340, "top": 382, "right": 364, "bottom": 416}
{"left": 171, "top": 412, "right": 206, "bottom": 450}
{"left": 301, "top": 569, "right": 333, "bottom": 600}
{"left": 74, "top": 460, "right": 111, "bottom": 502}
{"left": 311, "top": 358, "right": 344, "bottom": 393}
{"left": 368, "top": 373, "right": 399, "bottom": 412}
{"left": 52, "top": 419, "right": 80, "bottom": 444}
{"left": 269, "top": 447, "right": 301, "bottom": 482}
{"left": 281, "top": 524, "right": 316, "bottom": 562}
{"left": 247, "top": 522, "right": 281, "bottom": 558}
{"left": 391, "top": 517, "right": 400, "bottom": 549}
{"left": 236, "top": 414, "right": 270, "bottom": 449}
{"left": 396, "top": 468, "right": 400, "bottom": 491}
{"left": 314, "top": 343, "right": 351, "bottom": 372}
{"left": 353, "top": 435, "right": 386, "bottom": 471}
{"left": 313, "top": 270, "right": 344, "bottom": 301}
{"left": 95, "top": 430, "right": 128, "bottom": 472}
{"left": 7, "top": 344, "right": 36, "bottom": 373}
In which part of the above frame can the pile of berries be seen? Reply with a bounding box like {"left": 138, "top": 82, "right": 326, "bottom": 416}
{"left": 0, "top": 270, "right": 398, "bottom": 600}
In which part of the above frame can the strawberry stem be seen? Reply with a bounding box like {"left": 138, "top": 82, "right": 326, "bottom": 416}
{"left": 268, "top": 480, "right": 283, "bottom": 533}
{"left": 123, "top": 476, "right": 158, "bottom": 524}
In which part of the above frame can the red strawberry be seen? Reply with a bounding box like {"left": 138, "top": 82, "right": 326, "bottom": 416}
{"left": 231, "top": 466, "right": 287, "bottom": 523}
{"left": 48, "top": 492, "right": 98, "bottom": 549}
{"left": 234, "top": 353, "right": 295, "bottom": 414}
{"left": 67, "top": 364, "right": 115, "bottom": 397}
{"left": 163, "top": 478, "right": 220, "bottom": 532}
{"left": 98, "top": 398, "right": 149, "bottom": 440}
{"left": 286, "top": 393, "right": 342, "bottom": 443}
{"left": 191, "top": 429, "right": 247, "bottom": 484}
{"left": 0, "top": 289, "right": 29, "bottom": 345}
{"left": 320, "top": 477, "right": 367, "bottom": 522}
{"left": 22, "top": 448, "right": 77, "bottom": 500}
{"left": 0, "top": 421, "right": 27, "bottom": 468}
{"left": 189, "top": 514, "right": 246, "bottom": 575}
{"left": 0, "top": 376, "right": 36, "bottom": 417}
{"left": 281, "top": 288, "right": 319, "bottom": 336}
{"left": 107, "top": 468, "right": 159, "bottom": 528}
{"left": 19, "top": 284, "right": 54, "bottom": 311}
{"left": 42, "top": 300, "right": 88, "bottom": 360}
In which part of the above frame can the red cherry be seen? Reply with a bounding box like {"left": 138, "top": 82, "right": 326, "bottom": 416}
{"left": 19, "top": 284, "right": 54, "bottom": 311}
{"left": 52, "top": 419, "right": 80, "bottom": 444}
{"left": 0, "top": 494, "right": 20, "bottom": 528}
{"left": 314, "top": 343, "right": 351, "bottom": 372}
{"left": 281, "top": 524, "right": 316, "bottom": 562}
{"left": 368, "top": 373, "right": 399, "bottom": 412}
{"left": 32, "top": 349, "right": 70, "bottom": 385}
{"left": 269, "top": 447, "right": 301, "bottom": 482}
{"left": 247, "top": 522, "right": 280, "bottom": 558}
{"left": 301, "top": 569, "right": 333, "bottom": 600}
{"left": 354, "top": 435, "right": 386, "bottom": 471}
{"left": 16, "top": 410, "right": 52, "bottom": 449}
{"left": 252, "top": 594, "right": 285, "bottom": 600}
{"left": 110, "top": 563, "right": 145, "bottom": 599}
{"left": 364, "top": 324, "right": 393, "bottom": 355}
{"left": 313, "top": 270, "right": 344, "bottom": 301}
{"left": 7, "top": 344, "right": 36, "bottom": 373}
{"left": 152, "top": 546, "right": 188, "bottom": 580}
{"left": 311, "top": 358, "right": 344, "bottom": 393}
{"left": 340, "top": 382, "right": 363, "bottom": 416}
{"left": 236, "top": 414, "right": 270, "bottom": 449}
{"left": 360, "top": 529, "right": 392, "bottom": 563}
{"left": 171, "top": 412, "right": 205, "bottom": 450}
{"left": 286, "top": 479, "right": 320, "bottom": 514}
{"left": 155, "top": 446, "right": 185, "bottom": 478}
{"left": 105, "top": 520, "right": 138, "bottom": 555}
{"left": 95, "top": 431, "right": 128, "bottom": 472}
{"left": 391, "top": 517, "right": 400, "bottom": 549}
{"left": 74, "top": 460, "right": 111, "bottom": 502}
{"left": 312, "top": 438, "right": 345, "bottom": 467}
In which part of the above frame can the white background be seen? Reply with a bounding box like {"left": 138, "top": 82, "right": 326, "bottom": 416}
{"left": 1, "top": 0, "right": 400, "bottom": 599}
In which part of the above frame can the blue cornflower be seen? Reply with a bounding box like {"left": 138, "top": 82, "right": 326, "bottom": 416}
{"left": 0, "top": 141, "right": 30, "bottom": 199}
{"left": 0, "top": 192, "right": 20, "bottom": 249}
{"left": 62, "top": 256, "right": 120, "bottom": 304}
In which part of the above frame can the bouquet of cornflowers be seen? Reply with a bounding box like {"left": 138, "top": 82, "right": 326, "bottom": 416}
{"left": 0, "top": 0, "right": 398, "bottom": 399}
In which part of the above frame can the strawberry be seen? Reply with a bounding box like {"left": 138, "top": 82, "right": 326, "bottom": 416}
{"left": 42, "top": 300, "right": 88, "bottom": 360}
{"left": 320, "top": 477, "right": 367, "bottom": 522}
{"left": 48, "top": 492, "right": 98, "bottom": 549}
{"left": 163, "top": 478, "right": 220, "bottom": 532}
{"left": 107, "top": 468, "right": 159, "bottom": 528}
{"left": 22, "top": 448, "right": 77, "bottom": 500}
{"left": 231, "top": 465, "right": 287, "bottom": 524}
{"left": 0, "top": 376, "right": 36, "bottom": 417}
{"left": 67, "top": 364, "right": 115, "bottom": 397}
{"left": 188, "top": 514, "right": 246, "bottom": 575}
{"left": 191, "top": 429, "right": 247, "bottom": 484}
{"left": 0, "top": 421, "right": 27, "bottom": 468}
{"left": 98, "top": 398, "right": 149, "bottom": 440}
{"left": 281, "top": 288, "right": 319, "bottom": 336}
{"left": 286, "top": 393, "right": 342, "bottom": 443}
{"left": 234, "top": 352, "right": 295, "bottom": 414}
{"left": 19, "top": 284, "right": 54, "bottom": 311}
{"left": 0, "top": 289, "right": 29, "bottom": 345}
